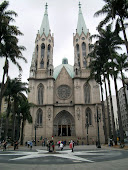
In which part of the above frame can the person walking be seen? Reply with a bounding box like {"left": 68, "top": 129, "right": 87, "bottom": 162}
{"left": 3, "top": 141, "right": 7, "bottom": 151}
{"left": 60, "top": 142, "right": 63, "bottom": 151}
{"left": 29, "top": 141, "right": 33, "bottom": 150}
{"left": 69, "top": 140, "right": 74, "bottom": 152}
{"left": 52, "top": 141, "right": 54, "bottom": 152}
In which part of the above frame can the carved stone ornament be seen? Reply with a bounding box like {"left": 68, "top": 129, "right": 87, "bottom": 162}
{"left": 29, "top": 86, "right": 32, "bottom": 90}
{"left": 93, "top": 85, "right": 99, "bottom": 88}
{"left": 76, "top": 107, "right": 80, "bottom": 120}
{"left": 42, "top": 38, "right": 45, "bottom": 41}
{"left": 57, "top": 85, "right": 71, "bottom": 99}
{"left": 75, "top": 81, "right": 80, "bottom": 89}
{"left": 48, "top": 108, "right": 51, "bottom": 119}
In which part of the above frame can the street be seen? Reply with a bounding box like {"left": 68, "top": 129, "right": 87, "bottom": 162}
{"left": 0, "top": 145, "right": 128, "bottom": 169}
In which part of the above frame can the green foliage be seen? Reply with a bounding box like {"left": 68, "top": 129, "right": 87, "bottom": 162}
{"left": 0, "top": 1, "right": 27, "bottom": 115}
{"left": 94, "top": 0, "right": 128, "bottom": 54}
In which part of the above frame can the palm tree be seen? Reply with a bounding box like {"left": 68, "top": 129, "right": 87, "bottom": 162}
{"left": 106, "top": 58, "right": 124, "bottom": 143}
{"left": 18, "top": 97, "right": 33, "bottom": 145}
{"left": 88, "top": 54, "right": 108, "bottom": 144}
{"left": 0, "top": 1, "right": 27, "bottom": 115}
{"left": 2, "top": 78, "right": 29, "bottom": 142}
{"left": 3, "top": 77, "right": 13, "bottom": 140}
{"left": 94, "top": 0, "right": 128, "bottom": 54}
{"left": 106, "top": 73, "right": 117, "bottom": 144}
{"left": 11, "top": 79, "right": 29, "bottom": 142}
{"left": 88, "top": 23, "right": 123, "bottom": 145}
{"left": 104, "top": 76, "right": 112, "bottom": 139}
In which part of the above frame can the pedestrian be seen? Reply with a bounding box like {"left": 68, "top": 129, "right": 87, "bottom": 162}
{"left": 3, "top": 141, "right": 7, "bottom": 151}
{"left": 69, "top": 140, "right": 74, "bottom": 152}
{"left": 110, "top": 138, "right": 113, "bottom": 146}
{"left": 52, "top": 141, "right": 54, "bottom": 152}
{"left": 27, "top": 141, "right": 30, "bottom": 148}
{"left": 57, "top": 141, "right": 60, "bottom": 148}
{"left": 42, "top": 139, "right": 44, "bottom": 147}
{"left": 48, "top": 141, "right": 51, "bottom": 152}
{"left": 14, "top": 141, "right": 18, "bottom": 150}
{"left": 29, "top": 141, "right": 33, "bottom": 150}
{"left": 47, "top": 139, "right": 49, "bottom": 151}
{"left": 60, "top": 142, "right": 63, "bottom": 151}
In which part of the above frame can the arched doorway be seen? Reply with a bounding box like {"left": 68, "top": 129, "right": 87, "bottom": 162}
{"left": 53, "top": 110, "right": 75, "bottom": 137}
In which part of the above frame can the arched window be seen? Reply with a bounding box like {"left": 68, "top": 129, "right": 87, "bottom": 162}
{"left": 35, "top": 60, "right": 37, "bottom": 70}
{"left": 40, "top": 59, "right": 44, "bottom": 68}
{"left": 83, "top": 59, "right": 86, "bottom": 68}
{"left": 76, "top": 44, "right": 80, "bottom": 67}
{"left": 36, "top": 45, "right": 38, "bottom": 58}
{"left": 82, "top": 42, "right": 86, "bottom": 57}
{"left": 47, "top": 59, "right": 49, "bottom": 68}
{"left": 84, "top": 83, "right": 90, "bottom": 104}
{"left": 75, "top": 68, "right": 78, "bottom": 75}
{"left": 47, "top": 44, "right": 51, "bottom": 59}
{"left": 41, "top": 43, "right": 45, "bottom": 58}
{"left": 76, "top": 44, "right": 80, "bottom": 58}
{"left": 37, "top": 109, "right": 43, "bottom": 126}
{"left": 38, "top": 84, "right": 43, "bottom": 105}
{"left": 85, "top": 108, "right": 92, "bottom": 125}
{"left": 50, "top": 69, "right": 52, "bottom": 76}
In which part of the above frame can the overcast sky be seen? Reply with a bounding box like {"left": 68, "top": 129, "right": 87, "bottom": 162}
{"left": 0, "top": 0, "right": 126, "bottom": 96}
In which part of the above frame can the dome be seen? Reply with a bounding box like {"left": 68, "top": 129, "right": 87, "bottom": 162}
{"left": 53, "top": 58, "right": 74, "bottom": 79}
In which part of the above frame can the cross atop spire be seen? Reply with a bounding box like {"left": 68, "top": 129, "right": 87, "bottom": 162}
{"left": 79, "top": 2, "right": 81, "bottom": 9}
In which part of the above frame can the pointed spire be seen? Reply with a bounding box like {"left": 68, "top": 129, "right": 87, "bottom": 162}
{"left": 77, "top": 2, "right": 88, "bottom": 36}
{"left": 39, "top": 3, "right": 50, "bottom": 37}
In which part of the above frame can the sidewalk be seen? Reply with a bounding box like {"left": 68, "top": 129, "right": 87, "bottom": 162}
{"left": 3, "top": 143, "right": 128, "bottom": 152}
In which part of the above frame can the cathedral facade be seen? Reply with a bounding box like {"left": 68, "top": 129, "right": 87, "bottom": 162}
{"left": 24, "top": 3, "right": 105, "bottom": 144}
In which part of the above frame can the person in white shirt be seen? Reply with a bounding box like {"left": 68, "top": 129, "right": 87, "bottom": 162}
{"left": 60, "top": 142, "right": 63, "bottom": 151}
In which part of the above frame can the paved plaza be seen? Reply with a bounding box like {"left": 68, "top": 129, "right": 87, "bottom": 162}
{"left": 0, "top": 144, "right": 128, "bottom": 169}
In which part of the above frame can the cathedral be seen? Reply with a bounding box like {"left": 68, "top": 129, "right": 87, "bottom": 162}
{"left": 24, "top": 3, "right": 105, "bottom": 144}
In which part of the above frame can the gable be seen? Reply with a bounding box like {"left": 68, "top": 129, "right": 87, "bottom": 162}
{"left": 56, "top": 67, "right": 72, "bottom": 82}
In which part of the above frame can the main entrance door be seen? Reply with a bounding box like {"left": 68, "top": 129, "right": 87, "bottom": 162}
{"left": 53, "top": 110, "right": 75, "bottom": 137}
{"left": 58, "top": 125, "right": 71, "bottom": 136}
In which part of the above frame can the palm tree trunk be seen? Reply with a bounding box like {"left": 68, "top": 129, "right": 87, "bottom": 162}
{"left": 120, "top": 17, "right": 128, "bottom": 55}
{"left": 12, "top": 100, "right": 16, "bottom": 143}
{"left": 104, "top": 76, "right": 112, "bottom": 139}
{"left": 20, "top": 120, "right": 24, "bottom": 145}
{"left": 16, "top": 113, "right": 21, "bottom": 141}
{"left": 100, "top": 83, "right": 108, "bottom": 144}
{"left": 4, "top": 96, "right": 11, "bottom": 140}
{"left": 113, "top": 75, "right": 124, "bottom": 143}
{"left": 107, "top": 75, "right": 117, "bottom": 145}
{"left": 4, "top": 117, "right": 9, "bottom": 140}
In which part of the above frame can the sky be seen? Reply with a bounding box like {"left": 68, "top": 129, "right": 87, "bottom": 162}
{"left": 0, "top": 0, "right": 127, "bottom": 96}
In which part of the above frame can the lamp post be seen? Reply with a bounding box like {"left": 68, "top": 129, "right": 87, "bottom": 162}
{"left": 86, "top": 113, "right": 89, "bottom": 145}
{"left": 96, "top": 104, "right": 101, "bottom": 148}
{"left": 34, "top": 120, "right": 38, "bottom": 146}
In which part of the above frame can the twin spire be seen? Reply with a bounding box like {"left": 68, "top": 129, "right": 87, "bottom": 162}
{"left": 39, "top": 3, "right": 50, "bottom": 37}
{"left": 39, "top": 2, "right": 88, "bottom": 37}
{"left": 77, "top": 2, "right": 88, "bottom": 36}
